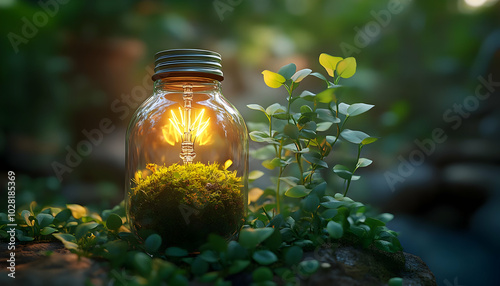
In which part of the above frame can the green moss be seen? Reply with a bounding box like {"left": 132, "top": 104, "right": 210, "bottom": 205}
{"left": 128, "top": 162, "right": 244, "bottom": 251}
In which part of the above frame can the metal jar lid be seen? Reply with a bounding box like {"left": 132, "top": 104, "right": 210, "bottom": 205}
{"left": 152, "top": 49, "right": 224, "bottom": 81}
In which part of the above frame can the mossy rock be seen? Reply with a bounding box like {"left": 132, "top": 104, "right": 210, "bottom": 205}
{"left": 128, "top": 163, "right": 244, "bottom": 251}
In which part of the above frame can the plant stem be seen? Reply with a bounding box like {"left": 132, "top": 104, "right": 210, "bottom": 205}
{"left": 345, "top": 145, "right": 362, "bottom": 196}
{"left": 343, "top": 179, "right": 351, "bottom": 196}
{"left": 276, "top": 167, "right": 283, "bottom": 213}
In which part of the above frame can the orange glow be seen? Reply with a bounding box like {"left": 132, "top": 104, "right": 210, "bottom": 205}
{"left": 162, "top": 107, "right": 213, "bottom": 146}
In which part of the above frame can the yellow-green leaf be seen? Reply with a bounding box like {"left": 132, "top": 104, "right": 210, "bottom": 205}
{"left": 336, "top": 57, "right": 357, "bottom": 79}
{"left": 262, "top": 70, "right": 286, "bottom": 88}
{"left": 319, "top": 53, "right": 343, "bottom": 77}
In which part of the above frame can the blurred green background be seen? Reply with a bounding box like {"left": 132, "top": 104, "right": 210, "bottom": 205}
{"left": 1, "top": 0, "right": 499, "bottom": 285}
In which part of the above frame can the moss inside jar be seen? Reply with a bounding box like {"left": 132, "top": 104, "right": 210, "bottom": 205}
{"left": 128, "top": 163, "right": 244, "bottom": 251}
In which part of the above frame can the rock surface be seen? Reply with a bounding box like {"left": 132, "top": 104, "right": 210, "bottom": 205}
{"left": 0, "top": 242, "right": 106, "bottom": 286}
{"left": 0, "top": 242, "right": 436, "bottom": 285}
{"left": 302, "top": 245, "right": 436, "bottom": 286}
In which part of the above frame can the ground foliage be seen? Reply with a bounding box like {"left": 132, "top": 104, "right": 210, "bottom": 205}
{"left": 0, "top": 54, "right": 403, "bottom": 285}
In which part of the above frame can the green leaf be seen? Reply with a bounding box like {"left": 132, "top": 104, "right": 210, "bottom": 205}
{"left": 298, "top": 260, "right": 320, "bottom": 275}
{"left": 227, "top": 241, "right": 248, "bottom": 260}
{"left": 206, "top": 234, "right": 228, "bottom": 252}
{"left": 300, "top": 105, "right": 313, "bottom": 114}
{"left": 266, "top": 103, "right": 286, "bottom": 116}
{"left": 250, "top": 145, "right": 275, "bottom": 160}
{"left": 284, "top": 246, "right": 303, "bottom": 266}
{"left": 357, "top": 158, "right": 373, "bottom": 168}
{"left": 229, "top": 260, "right": 250, "bottom": 275}
{"left": 262, "top": 70, "right": 286, "bottom": 88}
{"left": 272, "top": 112, "right": 291, "bottom": 120}
{"left": 299, "top": 90, "right": 316, "bottom": 101}
{"left": 291, "top": 68, "right": 312, "bottom": 82}
{"left": 249, "top": 131, "right": 270, "bottom": 143}
{"left": 253, "top": 266, "right": 273, "bottom": 282}
{"left": 199, "top": 273, "right": 218, "bottom": 283}
{"left": 21, "top": 210, "right": 33, "bottom": 226}
{"left": 239, "top": 227, "right": 275, "bottom": 249}
{"left": 347, "top": 103, "right": 374, "bottom": 116}
{"left": 319, "top": 53, "right": 343, "bottom": 77}
{"left": 340, "top": 129, "right": 370, "bottom": 144}
{"left": 278, "top": 63, "right": 296, "bottom": 80}
{"left": 301, "top": 195, "right": 320, "bottom": 213}
{"left": 53, "top": 233, "right": 78, "bottom": 250}
{"left": 262, "top": 228, "right": 282, "bottom": 251}
{"left": 133, "top": 252, "right": 152, "bottom": 277}
{"left": 350, "top": 225, "right": 370, "bottom": 238}
{"left": 316, "top": 88, "right": 337, "bottom": 104}
{"left": 145, "top": 234, "right": 162, "bottom": 253}
{"left": 365, "top": 217, "right": 386, "bottom": 228}
{"left": 279, "top": 176, "right": 299, "bottom": 187}
{"left": 326, "top": 221, "right": 344, "bottom": 239}
{"left": 316, "top": 122, "right": 333, "bottom": 132}
{"left": 67, "top": 204, "right": 87, "bottom": 219}
{"left": 40, "top": 227, "right": 57, "bottom": 235}
{"left": 321, "top": 209, "right": 338, "bottom": 219}
{"left": 361, "top": 137, "right": 378, "bottom": 145}
{"left": 75, "top": 222, "right": 98, "bottom": 239}
{"left": 320, "top": 200, "right": 346, "bottom": 209}
{"left": 388, "top": 277, "right": 403, "bottom": 286}
{"left": 284, "top": 124, "right": 299, "bottom": 139}
{"left": 200, "top": 250, "right": 219, "bottom": 263}
{"left": 103, "top": 240, "right": 128, "bottom": 258}
{"left": 374, "top": 240, "right": 395, "bottom": 252}
{"left": 316, "top": 109, "right": 340, "bottom": 123}
{"left": 333, "top": 165, "right": 353, "bottom": 180}
{"left": 191, "top": 256, "right": 209, "bottom": 276}
{"left": 338, "top": 103, "right": 350, "bottom": 115}
{"left": 303, "top": 154, "right": 328, "bottom": 169}
{"left": 336, "top": 57, "right": 357, "bottom": 78}
{"left": 285, "top": 185, "right": 312, "bottom": 198}
{"left": 262, "top": 158, "right": 287, "bottom": 170}
{"left": 247, "top": 104, "right": 266, "bottom": 113}
{"left": 253, "top": 250, "right": 278, "bottom": 265}
{"left": 283, "top": 143, "right": 309, "bottom": 154}
{"left": 16, "top": 230, "right": 34, "bottom": 242}
{"left": 377, "top": 213, "right": 394, "bottom": 223}
{"left": 106, "top": 213, "right": 123, "bottom": 231}
{"left": 165, "top": 247, "right": 189, "bottom": 257}
{"left": 36, "top": 213, "right": 54, "bottom": 228}
{"left": 54, "top": 208, "right": 72, "bottom": 223}
{"left": 249, "top": 170, "right": 264, "bottom": 182}
{"left": 310, "top": 72, "right": 329, "bottom": 85}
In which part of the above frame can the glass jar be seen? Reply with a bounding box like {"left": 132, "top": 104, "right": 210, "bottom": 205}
{"left": 125, "top": 49, "right": 248, "bottom": 251}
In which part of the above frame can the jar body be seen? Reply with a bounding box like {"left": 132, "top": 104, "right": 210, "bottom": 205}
{"left": 125, "top": 76, "right": 248, "bottom": 250}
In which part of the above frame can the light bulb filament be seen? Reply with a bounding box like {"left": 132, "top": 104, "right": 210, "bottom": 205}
{"left": 168, "top": 107, "right": 210, "bottom": 140}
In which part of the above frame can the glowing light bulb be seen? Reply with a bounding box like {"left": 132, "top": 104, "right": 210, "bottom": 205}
{"left": 168, "top": 107, "right": 210, "bottom": 139}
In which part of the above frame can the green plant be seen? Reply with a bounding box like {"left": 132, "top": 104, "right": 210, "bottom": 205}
{"left": 249, "top": 53, "right": 377, "bottom": 214}
{"left": 1, "top": 53, "right": 402, "bottom": 285}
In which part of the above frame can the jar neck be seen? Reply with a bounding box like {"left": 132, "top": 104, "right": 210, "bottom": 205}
{"left": 153, "top": 76, "right": 221, "bottom": 94}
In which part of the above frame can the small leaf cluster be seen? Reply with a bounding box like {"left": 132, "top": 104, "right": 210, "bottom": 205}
{"left": 246, "top": 53, "right": 402, "bottom": 254}
{"left": 250, "top": 53, "right": 378, "bottom": 216}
